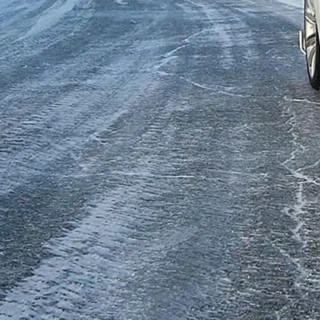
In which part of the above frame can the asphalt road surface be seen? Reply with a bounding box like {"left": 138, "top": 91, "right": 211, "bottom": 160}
{"left": 2, "top": 0, "right": 320, "bottom": 319}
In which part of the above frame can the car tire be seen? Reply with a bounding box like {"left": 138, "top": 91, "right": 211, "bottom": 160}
{"left": 305, "top": 0, "right": 320, "bottom": 90}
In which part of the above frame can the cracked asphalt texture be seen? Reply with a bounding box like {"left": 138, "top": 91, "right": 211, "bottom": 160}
{"left": 2, "top": 0, "right": 320, "bottom": 319}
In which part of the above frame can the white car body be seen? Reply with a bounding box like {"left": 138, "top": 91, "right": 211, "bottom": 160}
{"left": 300, "top": 0, "right": 320, "bottom": 89}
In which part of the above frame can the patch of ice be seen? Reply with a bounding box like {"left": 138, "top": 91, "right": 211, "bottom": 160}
{"left": 25, "top": 0, "right": 94, "bottom": 37}
{"left": 275, "top": 0, "right": 303, "bottom": 9}
{"left": 114, "top": 0, "right": 128, "bottom": 5}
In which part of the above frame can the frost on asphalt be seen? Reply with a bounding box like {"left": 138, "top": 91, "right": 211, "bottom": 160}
{"left": 2, "top": 0, "right": 320, "bottom": 319}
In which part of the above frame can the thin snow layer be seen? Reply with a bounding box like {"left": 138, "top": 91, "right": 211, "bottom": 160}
{"left": 25, "top": 0, "right": 94, "bottom": 37}
{"left": 0, "top": 192, "right": 196, "bottom": 319}
{"left": 275, "top": 0, "right": 303, "bottom": 9}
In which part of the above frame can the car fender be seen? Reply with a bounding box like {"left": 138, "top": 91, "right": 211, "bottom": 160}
{"left": 315, "top": 0, "right": 320, "bottom": 39}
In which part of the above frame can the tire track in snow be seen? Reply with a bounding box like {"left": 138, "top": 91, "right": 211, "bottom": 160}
{"left": 0, "top": 0, "right": 197, "bottom": 306}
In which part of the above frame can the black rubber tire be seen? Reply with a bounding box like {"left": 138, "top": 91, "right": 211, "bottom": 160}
{"left": 305, "top": 0, "right": 320, "bottom": 90}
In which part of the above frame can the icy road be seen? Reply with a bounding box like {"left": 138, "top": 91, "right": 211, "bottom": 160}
{"left": 2, "top": 0, "right": 320, "bottom": 319}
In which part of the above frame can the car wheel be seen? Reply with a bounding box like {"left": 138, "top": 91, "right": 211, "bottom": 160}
{"left": 305, "top": 0, "right": 320, "bottom": 90}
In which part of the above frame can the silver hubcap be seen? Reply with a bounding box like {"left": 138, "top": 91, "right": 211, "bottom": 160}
{"left": 306, "top": 0, "right": 318, "bottom": 78}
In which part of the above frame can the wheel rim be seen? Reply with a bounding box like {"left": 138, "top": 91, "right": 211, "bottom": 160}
{"left": 306, "top": 0, "right": 318, "bottom": 78}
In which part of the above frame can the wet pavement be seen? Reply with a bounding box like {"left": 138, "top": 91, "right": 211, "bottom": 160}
{"left": 2, "top": 0, "right": 320, "bottom": 319}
